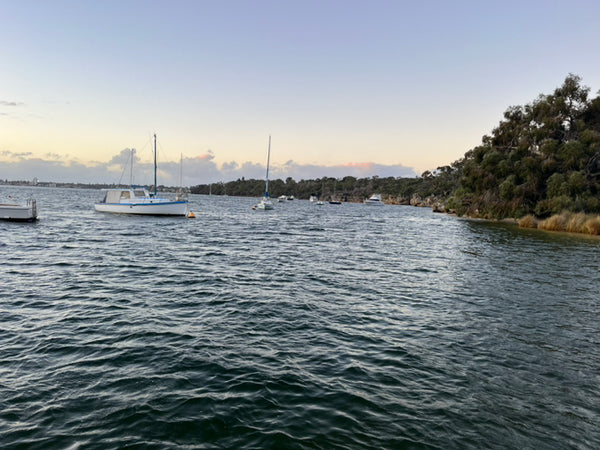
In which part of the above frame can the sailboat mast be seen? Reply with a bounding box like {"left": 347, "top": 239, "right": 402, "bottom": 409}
{"left": 153, "top": 133, "right": 157, "bottom": 196}
{"left": 265, "top": 135, "right": 271, "bottom": 197}
{"left": 130, "top": 148, "right": 135, "bottom": 186}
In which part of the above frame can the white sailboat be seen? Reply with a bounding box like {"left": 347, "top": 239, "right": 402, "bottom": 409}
{"left": 95, "top": 134, "right": 189, "bottom": 216}
{"left": 255, "top": 135, "right": 274, "bottom": 210}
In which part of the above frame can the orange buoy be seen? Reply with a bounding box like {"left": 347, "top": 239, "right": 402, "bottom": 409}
{"left": 187, "top": 211, "right": 196, "bottom": 218}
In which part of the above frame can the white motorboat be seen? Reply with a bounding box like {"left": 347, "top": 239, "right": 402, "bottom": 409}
{"left": 0, "top": 199, "right": 38, "bottom": 221}
{"left": 254, "top": 135, "right": 274, "bottom": 211}
{"left": 95, "top": 134, "right": 189, "bottom": 216}
{"left": 364, "top": 194, "right": 384, "bottom": 206}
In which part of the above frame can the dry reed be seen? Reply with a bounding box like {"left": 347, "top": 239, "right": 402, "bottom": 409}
{"left": 529, "top": 212, "right": 600, "bottom": 235}
{"left": 566, "top": 212, "right": 586, "bottom": 233}
{"left": 538, "top": 214, "right": 568, "bottom": 232}
{"left": 583, "top": 216, "right": 600, "bottom": 235}
{"left": 518, "top": 215, "right": 537, "bottom": 228}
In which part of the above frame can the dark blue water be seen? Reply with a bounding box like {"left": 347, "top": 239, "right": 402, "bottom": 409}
{"left": 1, "top": 186, "right": 599, "bottom": 449}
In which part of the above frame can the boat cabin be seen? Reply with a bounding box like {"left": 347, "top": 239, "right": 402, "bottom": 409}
{"left": 100, "top": 188, "right": 155, "bottom": 204}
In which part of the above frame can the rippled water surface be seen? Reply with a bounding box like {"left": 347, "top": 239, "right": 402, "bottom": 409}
{"left": 1, "top": 187, "right": 599, "bottom": 449}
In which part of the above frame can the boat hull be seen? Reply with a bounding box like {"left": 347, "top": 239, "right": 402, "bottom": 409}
{"left": 364, "top": 194, "right": 384, "bottom": 206}
{"left": 0, "top": 202, "right": 38, "bottom": 221}
{"left": 94, "top": 201, "right": 188, "bottom": 216}
{"left": 256, "top": 200, "right": 274, "bottom": 210}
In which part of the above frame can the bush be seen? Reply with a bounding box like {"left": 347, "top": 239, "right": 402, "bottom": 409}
{"left": 538, "top": 213, "right": 568, "bottom": 231}
{"left": 518, "top": 215, "right": 537, "bottom": 228}
{"left": 535, "top": 195, "right": 574, "bottom": 216}
{"left": 566, "top": 212, "right": 586, "bottom": 232}
{"left": 583, "top": 216, "right": 600, "bottom": 235}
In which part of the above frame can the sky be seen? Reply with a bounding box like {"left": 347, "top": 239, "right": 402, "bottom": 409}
{"left": 1, "top": 0, "right": 600, "bottom": 186}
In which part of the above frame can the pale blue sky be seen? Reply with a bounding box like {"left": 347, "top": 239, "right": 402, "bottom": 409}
{"left": 1, "top": 0, "right": 600, "bottom": 185}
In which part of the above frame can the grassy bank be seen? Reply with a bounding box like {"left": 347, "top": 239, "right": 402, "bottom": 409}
{"left": 518, "top": 212, "right": 600, "bottom": 235}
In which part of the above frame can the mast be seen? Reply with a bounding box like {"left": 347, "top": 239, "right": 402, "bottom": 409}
{"left": 130, "top": 148, "right": 135, "bottom": 186}
{"left": 265, "top": 135, "right": 271, "bottom": 198}
{"left": 153, "top": 133, "right": 157, "bottom": 196}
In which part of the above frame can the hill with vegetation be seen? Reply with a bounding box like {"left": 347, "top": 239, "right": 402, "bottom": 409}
{"left": 191, "top": 75, "right": 600, "bottom": 227}
{"left": 445, "top": 74, "right": 600, "bottom": 219}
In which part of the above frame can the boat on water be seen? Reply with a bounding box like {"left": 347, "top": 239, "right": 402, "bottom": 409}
{"left": 94, "top": 134, "right": 189, "bottom": 216}
{"left": 277, "top": 195, "right": 287, "bottom": 202}
{"left": 0, "top": 199, "right": 38, "bottom": 222}
{"left": 364, "top": 194, "right": 384, "bottom": 206}
{"left": 255, "top": 135, "right": 274, "bottom": 211}
{"left": 309, "top": 195, "right": 324, "bottom": 205}
{"left": 95, "top": 187, "right": 188, "bottom": 215}
{"left": 329, "top": 180, "right": 342, "bottom": 204}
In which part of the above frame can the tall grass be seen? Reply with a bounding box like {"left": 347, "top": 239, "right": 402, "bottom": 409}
{"left": 532, "top": 211, "right": 600, "bottom": 235}
{"left": 584, "top": 216, "right": 600, "bottom": 235}
{"left": 538, "top": 214, "right": 568, "bottom": 232}
{"left": 518, "top": 215, "right": 537, "bottom": 229}
{"left": 566, "top": 213, "right": 586, "bottom": 233}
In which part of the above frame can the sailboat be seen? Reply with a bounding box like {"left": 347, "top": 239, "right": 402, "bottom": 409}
{"left": 255, "top": 135, "right": 274, "bottom": 210}
{"left": 329, "top": 179, "right": 342, "bottom": 204}
{"left": 94, "top": 134, "right": 189, "bottom": 216}
{"left": 175, "top": 153, "right": 188, "bottom": 201}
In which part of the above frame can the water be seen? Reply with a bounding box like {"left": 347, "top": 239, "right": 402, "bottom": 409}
{"left": 1, "top": 186, "right": 599, "bottom": 449}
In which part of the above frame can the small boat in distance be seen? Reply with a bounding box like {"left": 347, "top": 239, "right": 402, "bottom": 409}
{"left": 309, "top": 195, "right": 324, "bottom": 205}
{"left": 0, "top": 198, "right": 38, "bottom": 222}
{"left": 329, "top": 180, "right": 342, "bottom": 204}
{"left": 255, "top": 135, "right": 274, "bottom": 210}
{"left": 364, "top": 194, "right": 384, "bottom": 206}
{"left": 95, "top": 134, "right": 189, "bottom": 216}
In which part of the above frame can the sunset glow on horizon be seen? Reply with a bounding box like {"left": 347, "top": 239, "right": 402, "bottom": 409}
{"left": 2, "top": 0, "right": 600, "bottom": 185}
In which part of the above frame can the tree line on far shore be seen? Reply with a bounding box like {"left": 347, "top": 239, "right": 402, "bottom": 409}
{"left": 191, "top": 74, "right": 600, "bottom": 220}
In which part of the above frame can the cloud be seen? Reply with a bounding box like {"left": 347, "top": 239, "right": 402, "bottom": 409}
{"left": 43, "top": 152, "right": 65, "bottom": 161}
{"left": 0, "top": 151, "right": 418, "bottom": 185}
{"left": 1, "top": 150, "right": 34, "bottom": 160}
{"left": 0, "top": 101, "right": 24, "bottom": 107}
{"left": 274, "top": 160, "right": 417, "bottom": 180}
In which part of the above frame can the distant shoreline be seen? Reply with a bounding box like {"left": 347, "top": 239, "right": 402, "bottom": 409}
{"left": 3, "top": 182, "right": 599, "bottom": 237}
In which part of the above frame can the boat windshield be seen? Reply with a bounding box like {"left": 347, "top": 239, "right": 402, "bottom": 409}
{"left": 133, "top": 190, "right": 146, "bottom": 198}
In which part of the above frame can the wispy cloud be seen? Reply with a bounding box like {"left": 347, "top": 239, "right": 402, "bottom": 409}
{"left": 0, "top": 150, "right": 417, "bottom": 185}
{"left": 1, "top": 150, "right": 34, "bottom": 160}
{"left": 0, "top": 101, "right": 24, "bottom": 107}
